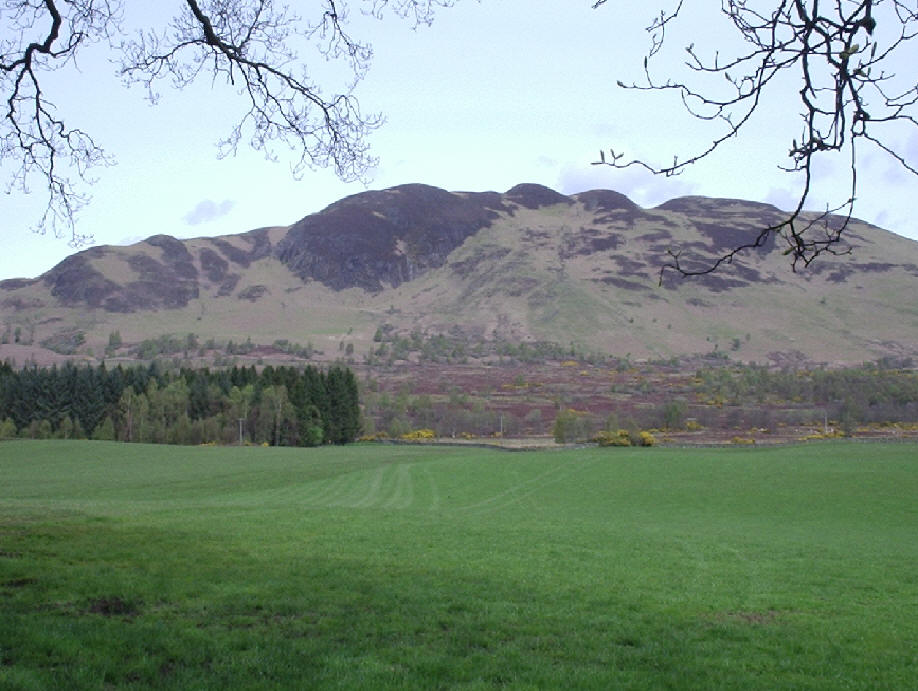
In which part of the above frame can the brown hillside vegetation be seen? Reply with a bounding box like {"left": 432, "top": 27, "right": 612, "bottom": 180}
{"left": 1, "top": 183, "right": 917, "bottom": 366}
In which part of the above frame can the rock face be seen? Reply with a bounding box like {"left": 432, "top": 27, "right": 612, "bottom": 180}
{"left": 274, "top": 184, "right": 507, "bottom": 291}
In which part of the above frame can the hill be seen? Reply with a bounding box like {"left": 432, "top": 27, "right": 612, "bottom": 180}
{"left": 2, "top": 182, "right": 918, "bottom": 364}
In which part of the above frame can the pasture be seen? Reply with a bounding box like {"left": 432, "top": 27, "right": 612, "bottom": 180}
{"left": 1, "top": 440, "right": 917, "bottom": 689}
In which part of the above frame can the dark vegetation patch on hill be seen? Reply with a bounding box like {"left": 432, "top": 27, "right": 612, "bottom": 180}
{"left": 592, "top": 276, "right": 652, "bottom": 292}
{"left": 0, "top": 278, "right": 39, "bottom": 291}
{"left": 1, "top": 296, "right": 45, "bottom": 310}
{"left": 121, "top": 247, "right": 199, "bottom": 310}
{"left": 810, "top": 261, "right": 901, "bottom": 283}
{"left": 211, "top": 228, "right": 274, "bottom": 268}
{"left": 575, "top": 189, "right": 639, "bottom": 213}
{"left": 657, "top": 197, "right": 783, "bottom": 254}
{"left": 238, "top": 285, "right": 269, "bottom": 302}
{"left": 43, "top": 254, "right": 120, "bottom": 308}
{"left": 146, "top": 235, "right": 197, "bottom": 275}
{"left": 199, "top": 247, "right": 229, "bottom": 282}
{"left": 660, "top": 268, "right": 749, "bottom": 293}
{"left": 197, "top": 247, "right": 244, "bottom": 296}
{"left": 505, "top": 183, "right": 572, "bottom": 209}
{"left": 4, "top": 182, "right": 917, "bottom": 366}
{"left": 692, "top": 221, "right": 778, "bottom": 255}
{"left": 656, "top": 196, "right": 778, "bottom": 215}
{"left": 449, "top": 245, "right": 513, "bottom": 278}
{"left": 41, "top": 237, "right": 205, "bottom": 313}
{"left": 275, "top": 184, "right": 506, "bottom": 291}
{"left": 559, "top": 228, "right": 625, "bottom": 259}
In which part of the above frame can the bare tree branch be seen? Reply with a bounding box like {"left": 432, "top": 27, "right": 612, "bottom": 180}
{"left": 593, "top": 0, "right": 918, "bottom": 282}
{"left": 1, "top": 0, "right": 455, "bottom": 245}
{"left": 120, "top": 0, "right": 384, "bottom": 184}
{"left": 1, "top": 0, "right": 122, "bottom": 245}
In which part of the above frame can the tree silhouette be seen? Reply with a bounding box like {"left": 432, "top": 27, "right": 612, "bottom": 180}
{"left": 593, "top": 0, "right": 918, "bottom": 279}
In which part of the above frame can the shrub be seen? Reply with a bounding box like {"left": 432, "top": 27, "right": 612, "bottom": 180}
{"left": 357, "top": 432, "right": 388, "bottom": 442}
{"left": 302, "top": 425, "right": 324, "bottom": 447}
{"left": 0, "top": 417, "right": 17, "bottom": 439}
{"left": 638, "top": 430, "right": 656, "bottom": 447}
{"left": 595, "top": 429, "right": 631, "bottom": 447}
{"left": 40, "top": 329, "right": 86, "bottom": 355}
{"left": 595, "top": 428, "right": 655, "bottom": 447}
{"left": 401, "top": 428, "right": 435, "bottom": 440}
{"left": 661, "top": 400, "right": 687, "bottom": 429}
{"left": 554, "top": 409, "right": 594, "bottom": 443}
{"left": 92, "top": 417, "right": 116, "bottom": 441}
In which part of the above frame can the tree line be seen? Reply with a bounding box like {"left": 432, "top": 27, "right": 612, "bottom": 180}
{"left": 694, "top": 361, "right": 918, "bottom": 432}
{"left": 0, "top": 361, "right": 360, "bottom": 446}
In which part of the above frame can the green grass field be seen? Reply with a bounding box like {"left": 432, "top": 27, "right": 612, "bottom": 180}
{"left": 2, "top": 440, "right": 917, "bottom": 689}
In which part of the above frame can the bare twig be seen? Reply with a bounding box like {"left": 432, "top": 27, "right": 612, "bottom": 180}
{"left": 1, "top": 0, "right": 455, "bottom": 244}
{"left": 1, "top": 0, "right": 122, "bottom": 245}
{"left": 593, "top": 0, "right": 918, "bottom": 281}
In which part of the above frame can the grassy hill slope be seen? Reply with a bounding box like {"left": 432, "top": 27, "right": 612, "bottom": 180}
{"left": 2, "top": 184, "right": 917, "bottom": 364}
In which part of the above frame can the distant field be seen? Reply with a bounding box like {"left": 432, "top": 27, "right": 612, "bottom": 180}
{"left": 2, "top": 440, "right": 917, "bottom": 689}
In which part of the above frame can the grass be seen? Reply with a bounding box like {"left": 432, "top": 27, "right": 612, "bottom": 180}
{"left": 1, "top": 440, "right": 917, "bottom": 688}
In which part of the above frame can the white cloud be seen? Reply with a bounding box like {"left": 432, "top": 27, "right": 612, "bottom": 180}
{"left": 763, "top": 187, "right": 798, "bottom": 213}
{"left": 556, "top": 162, "right": 697, "bottom": 207}
{"left": 117, "top": 234, "right": 144, "bottom": 247}
{"left": 183, "top": 199, "right": 235, "bottom": 226}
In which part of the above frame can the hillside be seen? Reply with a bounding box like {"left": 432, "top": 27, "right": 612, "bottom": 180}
{"left": 2, "top": 182, "right": 918, "bottom": 365}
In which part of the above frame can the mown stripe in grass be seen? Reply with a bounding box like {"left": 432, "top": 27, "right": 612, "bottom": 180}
{"left": 1, "top": 440, "right": 917, "bottom": 689}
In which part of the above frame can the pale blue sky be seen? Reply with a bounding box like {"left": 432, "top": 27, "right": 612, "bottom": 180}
{"left": 3, "top": 1, "right": 916, "bottom": 280}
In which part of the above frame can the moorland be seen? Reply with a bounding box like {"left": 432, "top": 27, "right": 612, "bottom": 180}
{"left": 3, "top": 183, "right": 918, "bottom": 444}
{"left": 4, "top": 184, "right": 918, "bottom": 367}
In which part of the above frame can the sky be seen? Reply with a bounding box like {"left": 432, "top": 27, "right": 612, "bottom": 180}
{"left": 2, "top": 1, "right": 916, "bottom": 281}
